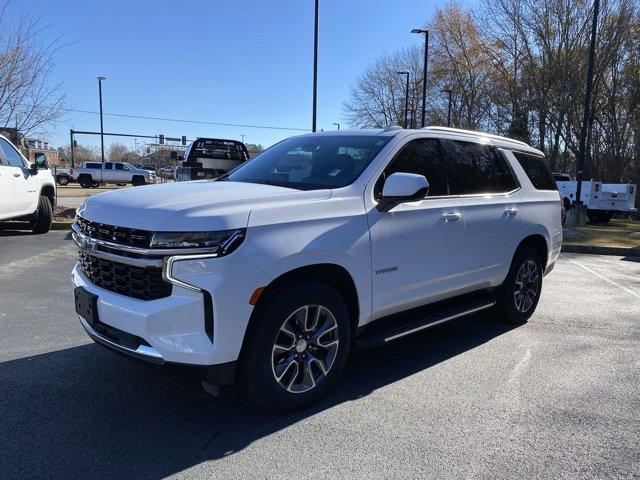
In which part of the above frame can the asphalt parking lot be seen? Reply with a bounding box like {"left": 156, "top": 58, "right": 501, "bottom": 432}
{"left": 1, "top": 229, "right": 639, "bottom": 479}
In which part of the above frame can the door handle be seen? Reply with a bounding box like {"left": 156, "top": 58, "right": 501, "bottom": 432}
{"left": 505, "top": 207, "right": 519, "bottom": 216}
{"left": 441, "top": 212, "right": 462, "bottom": 222}
{"left": 13, "top": 172, "right": 21, "bottom": 177}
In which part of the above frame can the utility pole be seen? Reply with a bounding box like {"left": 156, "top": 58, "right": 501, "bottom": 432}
{"left": 575, "top": 0, "right": 600, "bottom": 221}
{"left": 97, "top": 76, "right": 106, "bottom": 164}
{"left": 70, "top": 129, "right": 75, "bottom": 168}
{"left": 443, "top": 89, "right": 453, "bottom": 127}
{"left": 312, "top": 0, "right": 319, "bottom": 132}
{"left": 396, "top": 71, "right": 410, "bottom": 128}
{"left": 411, "top": 29, "right": 429, "bottom": 127}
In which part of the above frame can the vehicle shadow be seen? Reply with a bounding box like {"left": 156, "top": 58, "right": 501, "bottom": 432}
{"left": 0, "top": 222, "right": 33, "bottom": 236}
{"left": 1, "top": 311, "right": 515, "bottom": 479}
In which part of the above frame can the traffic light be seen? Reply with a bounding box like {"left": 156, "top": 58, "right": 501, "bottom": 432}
{"left": 181, "top": 136, "right": 187, "bottom": 146}
{"left": 159, "top": 134, "right": 165, "bottom": 145}
{"left": 73, "top": 140, "right": 78, "bottom": 147}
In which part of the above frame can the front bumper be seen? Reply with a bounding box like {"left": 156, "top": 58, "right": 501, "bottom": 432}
{"left": 70, "top": 235, "right": 273, "bottom": 380}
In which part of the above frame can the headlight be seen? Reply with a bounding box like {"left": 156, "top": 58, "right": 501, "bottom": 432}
{"left": 149, "top": 228, "right": 245, "bottom": 254}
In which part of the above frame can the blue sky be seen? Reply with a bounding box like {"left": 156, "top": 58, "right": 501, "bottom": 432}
{"left": 13, "top": 0, "right": 447, "bottom": 151}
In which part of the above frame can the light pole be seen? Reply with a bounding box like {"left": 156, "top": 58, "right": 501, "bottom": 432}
{"left": 97, "top": 76, "right": 106, "bottom": 164}
{"left": 396, "top": 71, "right": 410, "bottom": 128}
{"left": 333, "top": 123, "right": 340, "bottom": 130}
{"left": 411, "top": 28, "right": 429, "bottom": 128}
{"left": 443, "top": 88, "right": 453, "bottom": 127}
{"left": 575, "top": 0, "right": 600, "bottom": 216}
{"left": 312, "top": 0, "right": 319, "bottom": 132}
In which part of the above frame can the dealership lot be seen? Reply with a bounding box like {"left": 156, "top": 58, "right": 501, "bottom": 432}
{"left": 1, "top": 230, "right": 639, "bottom": 479}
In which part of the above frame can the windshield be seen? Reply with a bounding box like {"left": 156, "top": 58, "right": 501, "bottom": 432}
{"left": 224, "top": 135, "right": 391, "bottom": 190}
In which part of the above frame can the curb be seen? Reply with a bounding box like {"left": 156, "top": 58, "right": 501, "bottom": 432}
{"left": 51, "top": 221, "right": 73, "bottom": 231}
{"left": 562, "top": 243, "right": 640, "bottom": 257}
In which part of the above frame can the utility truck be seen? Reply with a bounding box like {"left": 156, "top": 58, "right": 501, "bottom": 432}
{"left": 555, "top": 176, "right": 637, "bottom": 224}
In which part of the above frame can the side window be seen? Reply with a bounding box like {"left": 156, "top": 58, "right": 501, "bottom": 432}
{"left": 441, "top": 140, "right": 508, "bottom": 195}
{"left": 85, "top": 163, "right": 101, "bottom": 169}
{"left": 511, "top": 151, "right": 557, "bottom": 190}
{"left": 375, "top": 138, "right": 447, "bottom": 198}
{"left": 0, "top": 138, "right": 26, "bottom": 168}
{"left": 104, "top": 162, "right": 113, "bottom": 170}
{"left": 492, "top": 150, "right": 518, "bottom": 192}
{"left": 115, "top": 163, "right": 125, "bottom": 170}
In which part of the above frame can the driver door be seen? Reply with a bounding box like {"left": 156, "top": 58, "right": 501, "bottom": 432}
{"left": 367, "top": 138, "right": 467, "bottom": 320}
{"left": 0, "top": 137, "right": 37, "bottom": 216}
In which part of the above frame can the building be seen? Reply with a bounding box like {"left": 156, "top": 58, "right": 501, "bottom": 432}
{"left": 25, "top": 138, "right": 60, "bottom": 166}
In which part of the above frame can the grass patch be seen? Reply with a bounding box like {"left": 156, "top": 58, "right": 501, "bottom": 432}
{"left": 564, "top": 219, "right": 640, "bottom": 248}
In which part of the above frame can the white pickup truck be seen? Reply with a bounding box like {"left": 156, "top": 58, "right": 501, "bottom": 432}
{"left": 0, "top": 135, "right": 56, "bottom": 233}
{"left": 69, "top": 161, "right": 156, "bottom": 188}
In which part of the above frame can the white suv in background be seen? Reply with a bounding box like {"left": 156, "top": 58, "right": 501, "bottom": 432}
{"left": 70, "top": 126, "right": 562, "bottom": 411}
{"left": 0, "top": 135, "right": 56, "bottom": 233}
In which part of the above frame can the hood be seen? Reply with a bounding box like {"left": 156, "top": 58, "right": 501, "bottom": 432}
{"left": 77, "top": 180, "right": 331, "bottom": 231}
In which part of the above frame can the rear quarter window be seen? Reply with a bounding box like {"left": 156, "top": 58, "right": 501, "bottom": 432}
{"left": 511, "top": 151, "right": 557, "bottom": 190}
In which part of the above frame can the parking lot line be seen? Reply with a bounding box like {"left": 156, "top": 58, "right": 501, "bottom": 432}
{"left": 566, "top": 257, "right": 640, "bottom": 299}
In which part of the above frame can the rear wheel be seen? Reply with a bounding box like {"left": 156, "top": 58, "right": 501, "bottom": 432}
{"left": 496, "top": 246, "right": 543, "bottom": 324}
{"left": 31, "top": 195, "right": 52, "bottom": 234}
{"left": 239, "top": 280, "right": 351, "bottom": 412}
{"left": 588, "top": 211, "right": 612, "bottom": 224}
{"left": 56, "top": 175, "right": 69, "bottom": 186}
{"left": 79, "top": 176, "right": 93, "bottom": 188}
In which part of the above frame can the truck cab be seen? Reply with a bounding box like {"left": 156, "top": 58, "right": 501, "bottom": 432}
{"left": 175, "top": 138, "right": 249, "bottom": 181}
{"left": 0, "top": 135, "right": 56, "bottom": 233}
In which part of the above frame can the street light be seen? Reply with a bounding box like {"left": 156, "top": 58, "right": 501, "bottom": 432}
{"left": 97, "top": 76, "right": 106, "bottom": 164}
{"left": 333, "top": 123, "right": 340, "bottom": 130}
{"left": 442, "top": 88, "right": 453, "bottom": 127}
{"left": 312, "top": 0, "right": 319, "bottom": 132}
{"left": 396, "top": 71, "right": 410, "bottom": 128}
{"left": 411, "top": 28, "right": 429, "bottom": 128}
{"left": 575, "top": 0, "right": 600, "bottom": 218}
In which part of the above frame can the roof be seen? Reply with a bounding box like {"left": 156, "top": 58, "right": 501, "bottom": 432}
{"left": 296, "top": 125, "right": 543, "bottom": 155}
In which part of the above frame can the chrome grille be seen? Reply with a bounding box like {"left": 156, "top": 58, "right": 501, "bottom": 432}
{"left": 78, "top": 250, "right": 171, "bottom": 301}
{"left": 76, "top": 216, "right": 152, "bottom": 248}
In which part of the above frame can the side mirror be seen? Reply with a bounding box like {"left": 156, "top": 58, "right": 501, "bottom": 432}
{"left": 377, "top": 172, "right": 429, "bottom": 212}
{"left": 29, "top": 163, "right": 39, "bottom": 175}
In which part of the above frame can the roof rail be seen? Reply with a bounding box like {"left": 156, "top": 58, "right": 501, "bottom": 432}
{"left": 422, "top": 126, "right": 529, "bottom": 148}
{"left": 383, "top": 123, "right": 403, "bottom": 132}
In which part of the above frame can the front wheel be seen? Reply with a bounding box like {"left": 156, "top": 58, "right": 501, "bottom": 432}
{"left": 31, "top": 195, "right": 52, "bottom": 234}
{"left": 239, "top": 280, "right": 351, "bottom": 412}
{"left": 496, "top": 246, "right": 543, "bottom": 324}
{"left": 56, "top": 176, "right": 69, "bottom": 186}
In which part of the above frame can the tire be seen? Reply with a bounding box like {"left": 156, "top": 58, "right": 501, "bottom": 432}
{"left": 56, "top": 176, "right": 69, "bottom": 186}
{"left": 132, "top": 176, "right": 146, "bottom": 186}
{"left": 239, "top": 279, "right": 351, "bottom": 412}
{"left": 496, "top": 246, "right": 543, "bottom": 324}
{"left": 588, "top": 211, "right": 612, "bottom": 224}
{"left": 31, "top": 195, "right": 52, "bottom": 234}
{"left": 90, "top": 182, "right": 100, "bottom": 188}
{"left": 79, "top": 176, "right": 93, "bottom": 188}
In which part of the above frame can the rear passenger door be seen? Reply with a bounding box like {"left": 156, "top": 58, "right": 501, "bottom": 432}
{"left": 441, "top": 139, "right": 522, "bottom": 286}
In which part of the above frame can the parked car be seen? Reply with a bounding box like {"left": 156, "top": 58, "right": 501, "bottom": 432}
{"left": 0, "top": 135, "right": 56, "bottom": 233}
{"left": 175, "top": 138, "right": 249, "bottom": 181}
{"left": 71, "top": 126, "right": 562, "bottom": 411}
{"left": 70, "top": 161, "right": 156, "bottom": 188}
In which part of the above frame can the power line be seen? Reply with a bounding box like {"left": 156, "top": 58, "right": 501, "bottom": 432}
{"left": 65, "top": 107, "right": 311, "bottom": 132}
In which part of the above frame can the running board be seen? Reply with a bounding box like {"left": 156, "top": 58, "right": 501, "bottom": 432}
{"left": 355, "top": 294, "right": 496, "bottom": 349}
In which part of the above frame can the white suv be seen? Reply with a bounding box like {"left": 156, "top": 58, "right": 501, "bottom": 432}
{"left": 0, "top": 135, "right": 56, "bottom": 233}
{"left": 70, "top": 126, "right": 562, "bottom": 411}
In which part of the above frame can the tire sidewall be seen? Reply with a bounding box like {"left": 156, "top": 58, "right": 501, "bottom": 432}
{"left": 32, "top": 195, "right": 52, "bottom": 234}
{"left": 498, "top": 246, "right": 543, "bottom": 323}
{"left": 240, "top": 280, "right": 351, "bottom": 412}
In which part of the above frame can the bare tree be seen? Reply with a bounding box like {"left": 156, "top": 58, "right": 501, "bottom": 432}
{"left": 0, "top": 2, "right": 66, "bottom": 137}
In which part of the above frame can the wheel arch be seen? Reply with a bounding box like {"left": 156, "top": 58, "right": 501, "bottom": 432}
{"left": 40, "top": 183, "right": 56, "bottom": 209}
{"left": 515, "top": 234, "right": 548, "bottom": 270}
{"left": 240, "top": 263, "right": 360, "bottom": 356}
